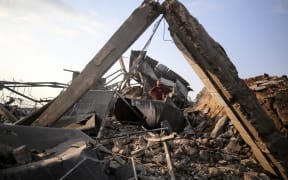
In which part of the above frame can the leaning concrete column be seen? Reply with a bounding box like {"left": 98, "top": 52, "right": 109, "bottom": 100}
{"left": 163, "top": 0, "right": 288, "bottom": 178}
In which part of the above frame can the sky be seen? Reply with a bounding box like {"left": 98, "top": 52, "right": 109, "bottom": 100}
{"left": 0, "top": 0, "right": 287, "bottom": 103}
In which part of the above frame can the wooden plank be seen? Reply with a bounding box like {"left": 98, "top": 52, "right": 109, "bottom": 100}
{"left": 163, "top": 0, "right": 288, "bottom": 179}
{"left": 33, "top": 1, "right": 161, "bottom": 127}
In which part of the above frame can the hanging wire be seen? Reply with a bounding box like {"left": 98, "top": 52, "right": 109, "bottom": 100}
{"left": 107, "top": 17, "right": 162, "bottom": 90}
{"left": 141, "top": 15, "right": 164, "bottom": 52}
{"left": 129, "top": 15, "right": 164, "bottom": 73}
{"left": 162, "top": 20, "right": 173, "bottom": 42}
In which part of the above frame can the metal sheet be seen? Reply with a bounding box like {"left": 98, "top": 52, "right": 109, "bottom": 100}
{"left": 114, "top": 98, "right": 186, "bottom": 132}
{"left": 65, "top": 90, "right": 114, "bottom": 118}
{"left": 131, "top": 99, "right": 164, "bottom": 128}
{"left": 51, "top": 90, "right": 114, "bottom": 128}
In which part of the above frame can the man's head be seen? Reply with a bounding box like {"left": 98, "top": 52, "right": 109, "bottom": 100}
{"left": 156, "top": 79, "right": 161, "bottom": 87}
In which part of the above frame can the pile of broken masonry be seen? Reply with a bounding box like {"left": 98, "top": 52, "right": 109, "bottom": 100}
{"left": 95, "top": 74, "right": 287, "bottom": 180}
{"left": 1, "top": 73, "right": 287, "bottom": 180}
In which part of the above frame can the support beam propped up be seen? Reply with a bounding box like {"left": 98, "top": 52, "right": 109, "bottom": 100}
{"left": 33, "top": 1, "right": 161, "bottom": 127}
{"left": 163, "top": 0, "right": 288, "bottom": 179}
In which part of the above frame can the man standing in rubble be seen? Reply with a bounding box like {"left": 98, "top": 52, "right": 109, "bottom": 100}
{"left": 149, "top": 79, "right": 165, "bottom": 100}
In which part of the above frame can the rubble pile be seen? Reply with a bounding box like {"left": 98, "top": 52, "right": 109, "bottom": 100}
{"left": 193, "top": 74, "right": 288, "bottom": 136}
{"left": 1, "top": 0, "right": 287, "bottom": 178}
{"left": 245, "top": 74, "right": 288, "bottom": 135}
{"left": 1, "top": 69, "right": 287, "bottom": 179}
{"left": 1, "top": 57, "right": 287, "bottom": 179}
{"left": 96, "top": 112, "right": 271, "bottom": 179}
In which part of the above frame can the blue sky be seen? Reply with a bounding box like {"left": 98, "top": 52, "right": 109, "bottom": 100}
{"left": 0, "top": 0, "right": 287, "bottom": 101}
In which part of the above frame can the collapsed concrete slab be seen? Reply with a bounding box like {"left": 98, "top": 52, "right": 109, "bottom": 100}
{"left": 0, "top": 124, "right": 93, "bottom": 179}
{"left": 0, "top": 124, "right": 133, "bottom": 180}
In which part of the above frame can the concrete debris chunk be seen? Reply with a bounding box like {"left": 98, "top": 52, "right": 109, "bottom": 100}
{"left": 210, "top": 115, "right": 228, "bottom": 138}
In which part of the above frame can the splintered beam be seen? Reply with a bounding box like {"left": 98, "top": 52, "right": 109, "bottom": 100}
{"left": 163, "top": 0, "right": 288, "bottom": 179}
{"left": 33, "top": 1, "right": 161, "bottom": 127}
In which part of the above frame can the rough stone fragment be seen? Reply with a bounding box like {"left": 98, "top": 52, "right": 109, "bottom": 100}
{"left": 199, "top": 150, "right": 209, "bottom": 161}
{"left": 210, "top": 115, "right": 228, "bottom": 138}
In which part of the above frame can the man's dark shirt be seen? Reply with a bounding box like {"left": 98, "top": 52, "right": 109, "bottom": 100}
{"left": 150, "top": 86, "right": 164, "bottom": 100}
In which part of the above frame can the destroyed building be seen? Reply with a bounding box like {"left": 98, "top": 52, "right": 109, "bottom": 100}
{"left": 0, "top": 0, "right": 288, "bottom": 179}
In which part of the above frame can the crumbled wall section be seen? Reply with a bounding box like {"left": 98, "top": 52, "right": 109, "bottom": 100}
{"left": 163, "top": 0, "right": 288, "bottom": 178}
